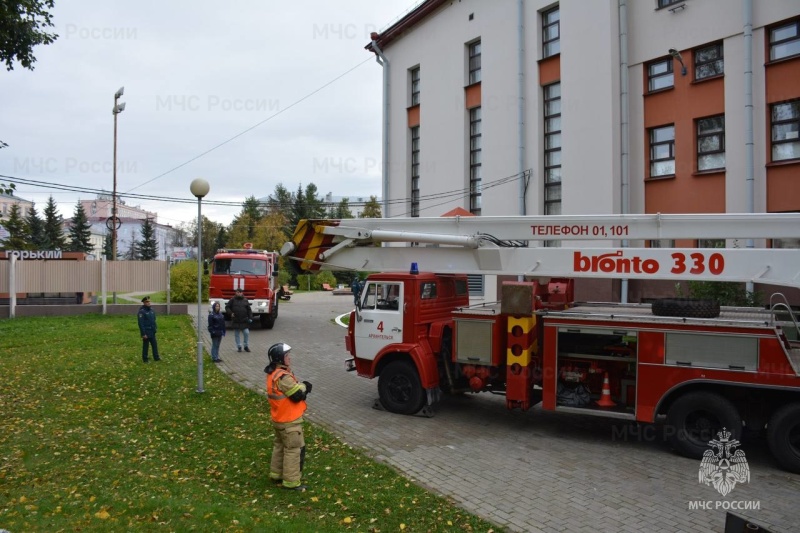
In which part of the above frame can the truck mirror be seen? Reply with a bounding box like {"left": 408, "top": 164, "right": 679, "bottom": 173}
{"left": 272, "top": 269, "right": 279, "bottom": 277}
{"left": 203, "top": 259, "right": 209, "bottom": 275}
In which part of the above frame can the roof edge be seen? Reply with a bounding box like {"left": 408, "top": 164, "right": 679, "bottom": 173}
{"left": 365, "top": 0, "right": 448, "bottom": 52}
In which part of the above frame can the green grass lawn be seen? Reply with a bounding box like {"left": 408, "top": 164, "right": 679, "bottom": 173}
{"left": 0, "top": 314, "right": 500, "bottom": 533}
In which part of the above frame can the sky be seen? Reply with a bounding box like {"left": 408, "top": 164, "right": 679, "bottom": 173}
{"left": 1, "top": 0, "right": 422, "bottom": 227}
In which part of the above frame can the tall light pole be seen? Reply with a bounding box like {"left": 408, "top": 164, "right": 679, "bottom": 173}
{"left": 190, "top": 178, "right": 210, "bottom": 393}
{"left": 112, "top": 87, "right": 126, "bottom": 262}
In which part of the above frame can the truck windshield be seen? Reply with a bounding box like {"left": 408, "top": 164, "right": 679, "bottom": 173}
{"left": 213, "top": 258, "right": 267, "bottom": 276}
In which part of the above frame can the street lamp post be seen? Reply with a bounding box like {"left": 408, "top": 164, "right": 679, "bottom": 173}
{"left": 112, "top": 87, "right": 125, "bottom": 305}
{"left": 190, "top": 178, "right": 210, "bottom": 393}
{"left": 112, "top": 87, "right": 126, "bottom": 261}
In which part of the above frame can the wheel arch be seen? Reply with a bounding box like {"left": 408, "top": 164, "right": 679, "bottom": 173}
{"left": 373, "top": 341, "right": 439, "bottom": 389}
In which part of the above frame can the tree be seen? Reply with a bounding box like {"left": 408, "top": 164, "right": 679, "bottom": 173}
{"left": 0, "top": 140, "right": 12, "bottom": 196}
{"left": 25, "top": 202, "right": 46, "bottom": 247}
{"left": 330, "top": 197, "right": 354, "bottom": 219}
{"left": 1, "top": 0, "right": 58, "bottom": 71}
{"left": 1, "top": 203, "right": 29, "bottom": 249}
{"left": 67, "top": 202, "right": 93, "bottom": 253}
{"left": 103, "top": 232, "right": 115, "bottom": 260}
{"left": 228, "top": 196, "right": 263, "bottom": 243}
{"left": 42, "top": 195, "right": 66, "bottom": 249}
{"left": 360, "top": 195, "right": 382, "bottom": 218}
{"left": 137, "top": 217, "right": 158, "bottom": 260}
{"left": 125, "top": 237, "right": 139, "bottom": 260}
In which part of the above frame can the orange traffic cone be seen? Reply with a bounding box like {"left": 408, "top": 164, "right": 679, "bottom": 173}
{"left": 596, "top": 372, "right": 616, "bottom": 407}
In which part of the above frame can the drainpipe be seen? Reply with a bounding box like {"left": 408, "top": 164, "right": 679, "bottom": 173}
{"left": 517, "top": 0, "right": 526, "bottom": 216}
{"left": 619, "top": 0, "right": 630, "bottom": 303}
{"left": 371, "top": 36, "right": 390, "bottom": 218}
{"left": 743, "top": 0, "right": 755, "bottom": 294}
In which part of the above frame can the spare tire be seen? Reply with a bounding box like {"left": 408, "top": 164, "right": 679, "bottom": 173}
{"left": 652, "top": 298, "right": 720, "bottom": 318}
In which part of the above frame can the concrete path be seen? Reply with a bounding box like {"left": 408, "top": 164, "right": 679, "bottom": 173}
{"left": 191, "top": 292, "right": 800, "bottom": 533}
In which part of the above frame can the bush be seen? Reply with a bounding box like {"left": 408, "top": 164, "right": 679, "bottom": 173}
{"left": 295, "top": 271, "right": 338, "bottom": 291}
{"left": 686, "top": 281, "right": 762, "bottom": 307}
{"left": 170, "top": 260, "right": 209, "bottom": 302}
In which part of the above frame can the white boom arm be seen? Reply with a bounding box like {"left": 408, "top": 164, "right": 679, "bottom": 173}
{"left": 282, "top": 213, "right": 800, "bottom": 288}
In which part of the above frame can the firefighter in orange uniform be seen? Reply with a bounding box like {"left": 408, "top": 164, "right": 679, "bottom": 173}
{"left": 265, "top": 342, "right": 312, "bottom": 491}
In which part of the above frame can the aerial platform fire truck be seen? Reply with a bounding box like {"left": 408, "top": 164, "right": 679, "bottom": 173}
{"left": 207, "top": 244, "right": 280, "bottom": 329}
{"left": 281, "top": 213, "right": 800, "bottom": 473}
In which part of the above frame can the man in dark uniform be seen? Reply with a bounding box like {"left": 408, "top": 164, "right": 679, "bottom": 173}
{"left": 226, "top": 288, "right": 252, "bottom": 352}
{"left": 137, "top": 296, "right": 160, "bottom": 363}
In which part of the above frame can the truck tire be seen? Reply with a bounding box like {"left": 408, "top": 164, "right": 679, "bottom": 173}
{"left": 260, "top": 301, "right": 278, "bottom": 329}
{"left": 652, "top": 298, "right": 720, "bottom": 318}
{"left": 767, "top": 403, "right": 800, "bottom": 474}
{"left": 666, "top": 391, "right": 742, "bottom": 458}
{"left": 378, "top": 360, "right": 425, "bottom": 415}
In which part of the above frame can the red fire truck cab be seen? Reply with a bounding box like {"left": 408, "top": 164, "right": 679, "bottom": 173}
{"left": 208, "top": 246, "right": 280, "bottom": 329}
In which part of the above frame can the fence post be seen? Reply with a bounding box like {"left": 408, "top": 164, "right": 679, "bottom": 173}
{"left": 166, "top": 260, "right": 171, "bottom": 315}
{"left": 9, "top": 254, "right": 16, "bottom": 319}
{"left": 101, "top": 257, "right": 107, "bottom": 315}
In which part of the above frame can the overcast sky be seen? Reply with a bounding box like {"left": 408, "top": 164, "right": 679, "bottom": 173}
{"left": 1, "top": 0, "right": 420, "bottom": 227}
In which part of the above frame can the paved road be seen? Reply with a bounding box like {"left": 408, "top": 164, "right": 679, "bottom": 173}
{"left": 193, "top": 293, "right": 800, "bottom": 533}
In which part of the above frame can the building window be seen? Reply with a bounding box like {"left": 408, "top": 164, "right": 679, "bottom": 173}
{"left": 697, "top": 115, "right": 725, "bottom": 171}
{"left": 410, "top": 67, "right": 420, "bottom": 106}
{"left": 468, "top": 40, "right": 481, "bottom": 85}
{"left": 649, "top": 239, "right": 675, "bottom": 248}
{"left": 650, "top": 125, "right": 675, "bottom": 177}
{"left": 543, "top": 83, "right": 561, "bottom": 216}
{"left": 695, "top": 42, "right": 723, "bottom": 80}
{"left": 771, "top": 100, "right": 800, "bottom": 161}
{"left": 647, "top": 58, "right": 674, "bottom": 92}
{"left": 657, "top": 0, "right": 682, "bottom": 7}
{"left": 411, "top": 126, "right": 420, "bottom": 217}
{"left": 469, "top": 106, "right": 482, "bottom": 215}
{"left": 698, "top": 239, "right": 725, "bottom": 248}
{"left": 542, "top": 6, "right": 560, "bottom": 58}
{"left": 769, "top": 19, "right": 800, "bottom": 61}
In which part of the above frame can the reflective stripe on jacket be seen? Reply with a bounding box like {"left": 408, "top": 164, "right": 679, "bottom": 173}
{"left": 266, "top": 368, "right": 306, "bottom": 423}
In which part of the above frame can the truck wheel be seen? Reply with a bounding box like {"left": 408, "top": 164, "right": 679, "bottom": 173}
{"left": 666, "top": 392, "right": 742, "bottom": 458}
{"left": 767, "top": 403, "right": 800, "bottom": 474}
{"left": 652, "top": 298, "right": 720, "bottom": 318}
{"left": 260, "top": 301, "right": 278, "bottom": 329}
{"left": 378, "top": 360, "right": 425, "bottom": 415}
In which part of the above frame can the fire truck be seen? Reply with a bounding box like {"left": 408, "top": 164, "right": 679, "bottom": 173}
{"left": 207, "top": 244, "right": 280, "bottom": 329}
{"left": 281, "top": 213, "right": 800, "bottom": 473}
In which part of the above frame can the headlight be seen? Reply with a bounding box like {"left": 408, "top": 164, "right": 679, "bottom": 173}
{"left": 258, "top": 301, "right": 267, "bottom": 307}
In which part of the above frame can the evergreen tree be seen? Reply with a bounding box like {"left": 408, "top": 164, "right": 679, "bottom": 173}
{"left": 42, "top": 196, "right": 67, "bottom": 249}
{"left": 214, "top": 225, "right": 227, "bottom": 252}
{"left": 227, "top": 196, "right": 263, "bottom": 246}
{"left": 125, "top": 238, "right": 139, "bottom": 260}
{"left": 103, "top": 232, "right": 115, "bottom": 260}
{"left": 330, "top": 198, "right": 354, "bottom": 219}
{"left": 67, "top": 202, "right": 94, "bottom": 253}
{"left": 1, "top": 203, "right": 29, "bottom": 249}
{"left": 361, "top": 196, "right": 382, "bottom": 218}
{"left": 137, "top": 217, "right": 159, "bottom": 260}
{"left": 25, "top": 203, "right": 46, "bottom": 248}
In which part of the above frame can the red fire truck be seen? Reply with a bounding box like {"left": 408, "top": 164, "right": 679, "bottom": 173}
{"left": 208, "top": 244, "right": 280, "bottom": 329}
{"left": 281, "top": 213, "right": 800, "bottom": 473}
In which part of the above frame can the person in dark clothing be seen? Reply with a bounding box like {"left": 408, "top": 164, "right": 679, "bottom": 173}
{"left": 226, "top": 288, "right": 252, "bottom": 352}
{"left": 207, "top": 301, "right": 226, "bottom": 363}
{"left": 137, "top": 296, "right": 160, "bottom": 363}
{"left": 351, "top": 277, "right": 362, "bottom": 305}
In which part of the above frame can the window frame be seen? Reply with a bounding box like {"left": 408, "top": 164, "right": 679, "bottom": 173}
{"left": 410, "top": 67, "right": 420, "bottom": 106}
{"left": 694, "top": 42, "right": 724, "bottom": 81}
{"left": 696, "top": 115, "right": 726, "bottom": 172}
{"left": 543, "top": 82, "right": 561, "bottom": 217}
{"left": 410, "top": 126, "right": 420, "bottom": 217}
{"left": 542, "top": 6, "right": 560, "bottom": 59}
{"left": 657, "top": 0, "right": 683, "bottom": 8}
{"left": 769, "top": 19, "right": 800, "bottom": 62}
{"left": 649, "top": 124, "right": 676, "bottom": 178}
{"left": 468, "top": 40, "right": 481, "bottom": 85}
{"left": 469, "top": 106, "right": 482, "bottom": 215}
{"left": 647, "top": 58, "right": 674, "bottom": 92}
{"left": 771, "top": 100, "right": 800, "bottom": 162}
